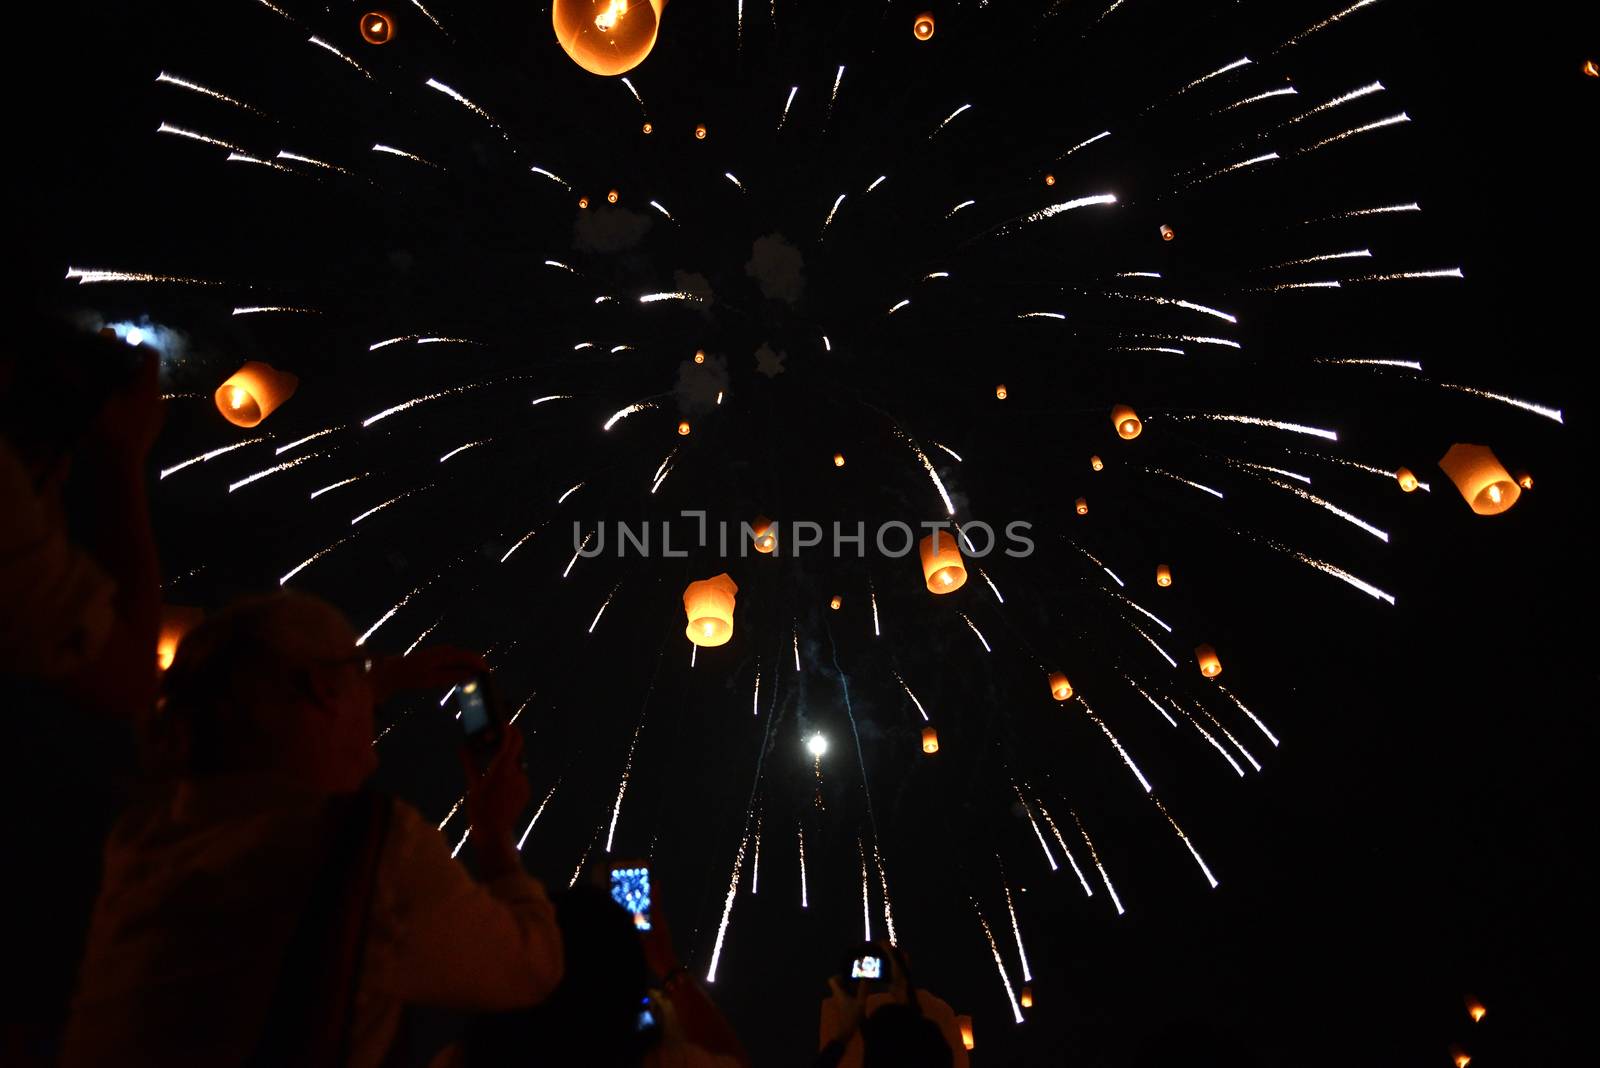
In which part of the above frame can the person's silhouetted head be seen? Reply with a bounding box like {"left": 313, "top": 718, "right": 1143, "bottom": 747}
{"left": 860, "top": 1002, "right": 952, "bottom": 1068}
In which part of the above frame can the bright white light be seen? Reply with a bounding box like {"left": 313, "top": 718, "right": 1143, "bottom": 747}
{"left": 806, "top": 734, "right": 828, "bottom": 757}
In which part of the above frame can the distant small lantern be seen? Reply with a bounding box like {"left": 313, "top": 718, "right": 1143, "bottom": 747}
{"left": 1044, "top": 174, "right": 1056, "bottom": 186}
{"left": 642, "top": 121, "right": 653, "bottom": 134}
{"left": 1195, "top": 643, "right": 1222, "bottom": 678}
{"left": 1048, "top": 671, "right": 1072, "bottom": 702}
{"left": 913, "top": 12, "right": 936, "bottom": 41}
{"left": 751, "top": 516, "right": 776, "bottom": 554}
{"left": 1515, "top": 470, "right": 1533, "bottom": 491}
{"left": 1111, "top": 404, "right": 1142, "bottom": 440}
{"left": 921, "top": 727, "right": 939, "bottom": 754}
{"left": 157, "top": 605, "right": 204, "bottom": 672}
{"left": 215, "top": 362, "right": 298, "bottom": 428}
{"left": 1156, "top": 564, "right": 1173, "bottom": 587}
{"left": 1396, "top": 466, "right": 1419, "bottom": 493}
{"left": 1090, "top": 455, "right": 1104, "bottom": 472}
{"left": 1584, "top": 58, "right": 1599, "bottom": 77}
{"left": 1160, "top": 224, "right": 1175, "bottom": 241}
{"left": 830, "top": 595, "right": 842, "bottom": 611}
{"left": 1019, "top": 986, "right": 1033, "bottom": 1009}
{"left": 1438, "top": 443, "right": 1521, "bottom": 516}
{"left": 1450, "top": 1047, "right": 1471, "bottom": 1068}
{"left": 1075, "top": 497, "right": 1088, "bottom": 516}
{"left": 359, "top": 11, "right": 395, "bottom": 45}
{"left": 833, "top": 452, "right": 846, "bottom": 468}
{"left": 919, "top": 532, "right": 968, "bottom": 594}
{"left": 995, "top": 384, "right": 1008, "bottom": 400}
{"left": 693, "top": 349, "right": 706, "bottom": 364}
{"left": 694, "top": 123, "right": 708, "bottom": 140}
{"left": 578, "top": 196, "right": 590, "bottom": 209}
{"left": 957, "top": 1016, "right": 974, "bottom": 1051}
{"left": 677, "top": 420, "right": 691, "bottom": 436}
{"left": 607, "top": 188, "right": 620, "bottom": 204}
{"left": 684, "top": 573, "right": 738, "bottom": 647}
{"left": 1465, "top": 995, "right": 1486, "bottom": 1023}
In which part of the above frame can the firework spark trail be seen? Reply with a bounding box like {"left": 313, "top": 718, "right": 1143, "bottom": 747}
{"left": 829, "top": 65, "right": 844, "bottom": 116}
{"left": 1278, "top": 0, "right": 1383, "bottom": 51}
{"left": 1145, "top": 467, "right": 1226, "bottom": 500}
{"left": 234, "top": 306, "right": 319, "bottom": 316}
{"left": 1196, "top": 701, "right": 1263, "bottom": 772}
{"left": 1247, "top": 281, "right": 1343, "bottom": 292}
{"left": 648, "top": 200, "right": 674, "bottom": 221}
{"left": 1183, "top": 706, "right": 1247, "bottom": 776}
{"left": 1125, "top": 676, "right": 1179, "bottom": 727}
{"left": 820, "top": 194, "right": 847, "bottom": 237}
{"left": 1069, "top": 542, "right": 1125, "bottom": 588}
{"left": 651, "top": 462, "right": 675, "bottom": 495}
{"left": 439, "top": 440, "right": 489, "bottom": 463}
{"left": 156, "top": 72, "right": 269, "bottom": 118}
{"left": 437, "top": 795, "right": 464, "bottom": 831}
{"left": 253, "top": 0, "right": 296, "bottom": 23}
{"left": 603, "top": 401, "right": 655, "bottom": 431}
{"left": 310, "top": 474, "right": 366, "bottom": 499}
{"left": 352, "top": 485, "right": 429, "bottom": 526}
{"left": 226, "top": 152, "right": 302, "bottom": 174}
{"left": 516, "top": 781, "right": 560, "bottom": 851}
{"left": 1057, "top": 130, "right": 1111, "bottom": 159}
{"left": 356, "top": 573, "right": 439, "bottom": 646}
{"left": 893, "top": 672, "right": 930, "bottom": 721}
{"left": 1260, "top": 475, "right": 1390, "bottom": 542}
{"left": 1216, "top": 683, "right": 1280, "bottom": 748}
{"left": 1002, "top": 194, "right": 1119, "bottom": 236}
{"left": 1112, "top": 346, "right": 1186, "bottom": 355}
{"left": 1117, "top": 271, "right": 1162, "bottom": 278}
{"left": 705, "top": 833, "right": 749, "bottom": 983}
{"left": 1227, "top": 459, "right": 1311, "bottom": 484}
{"left": 792, "top": 626, "right": 801, "bottom": 671}
{"left": 978, "top": 568, "right": 1005, "bottom": 604}
{"left": 777, "top": 85, "right": 797, "bottom": 130}
{"left": 362, "top": 382, "right": 498, "bottom": 427}
{"left": 1301, "top": 113, "right": 1411, "bottom": 154}
{"left": 798, "top": 825, "right": 808, "bottom": 907}
{"left": 751, "top": 670, "right": 762, "bottom": 717}
{"left": 1176, "top": 413, "right": 1338, "bottom": 441}
{"left": 1183, "top": 151, "right": 1278, "bottom": 189}
{"left": 408, "top": 0, "right": 449, "bottom": 35}
{"left": 403, "top": 615, "right": 445, "bottom": 657}
{"left": 499, "top": 523, "right": 543, "bottom": 563}
{"left": 66, "top": 266, "right": 222, "bottom": 287}
{"left": 1079, "top": 699, "right": 1154, "bottom": 794}
{"left": 373, "top": 143, "right": 442, "bottom": 168}
{"left": 1171, "top": 56, "right": 1252, "bottom": 102}
{"left": 450, "top": 825, "right": 472, "bottom": 859}
{"left": 929, "top": 103, "right": 972, "bottom": 139}
{"left": 859, "top": 843, "right": 872, "bottom": 941}
{"left": 1217, "top": 85, "right": 1298, "bottom": 112}
{"left": 1291, "top": 449, "right": 1429, "bottom": 490}
{"left": 563, "top": 532, "right": 594, "bottom": 578}
{"left": 1239, "top": 528, "right": 1397, "bottom": 604}
{"left": 424, "top": 78, "right": 512, "bottom": 136}
{"left": 1346, "top": 267, "right": 1465, "bottom": 284}
{"left": 529, "top": 165, "right": 570, "bottom": 189}
{"left": 958, "top": 613, "right": 992, "bottom": 653}
{"left": 887, "top": 299, "right": 910, "bottom": 315}
{"left": 1278, "top": 81, "right": 1386, "bottom": 132}
{"left": 946, "top": 199, "right": 976, "bottom": 218}
{"left": 1262, "top": 249, "right": 1372, "bottom": 270}
{"left": 1112, "top": 591, "right": 1172, "bottom": 633}
{"left": 975, "top": 904, "right": 1025, "bottom": 1023}
{"left": 276, "top": 427, "right": 341, "bottom": 455}
{"left": 1102, "top": 291, "right": 1236, "bottom": 322}
{"left": 1129, "top": 622, "right": 1178, "bottom": 668}
{"left": 1315, "top": 357, "right": 1422, "bottom": 373}
{"left": 1012, "top": 785, "right": 1057, "bottom": 872}
{"left": 588, "top": 583, "right": 621, "bottom": 634}
{"left": 603, "top": 719, "right": 644, "bottom": 852}
{"left": 278, "top": 537, "right": 350, "bottom": 586}
{"left": 276, "top": 151, "right": 360, "bottom": 179}
{"left": 1124, "top": 333, "right": 1240, "bottom": 349}
{"left": 569, "top": 824, "right": 602, "bottom": 889}
{"left": 1018, "top": 311, "right": 1068, "bottom": 320}
{"left": 619, "top": 76, "right": 645, "bottom": 111}
{"left": 1002, "top": 878, "right": 1033, "bottom": 982}
{"left": 229, "top": 452, "right": 321, "bottom": 493}
{"left": 1073, "top": 811, "right": 1126, "bottom": 915}
{"left": 874, "top": 843, "right": 898, "bottom": 944}
{"left": 1154, "top": 796, "right": 1220, "bottom": 888}
{"left": 724, "top": 172, "right": 745, "bottom": 191}
{"left": 308, "top": 36, "right": 375, "bottom": 81}
{"left": 1301, "top": 202, "right": 1421, "bottom": 226}
{"left": 1034, "top": 798, "right": 1095, "bottom": 896}
{"left": 159, "top": 437, "right": 267, "bottom": 480}
{"left": 1436, "top": 383, "right": 1564, "bottom": 424}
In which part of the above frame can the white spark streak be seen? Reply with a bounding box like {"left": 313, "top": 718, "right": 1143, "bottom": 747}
{"left": 1059, "top": 130, "right": 1111, "bottom": 158}
{"left": 1034, "top": 799, "right": 1094, "bottom": 896}
{"left": 275, "top": 428, "right": 339, "bottom": 455}
{"left": 310, "top": 474, "right": 366, "bottom": 499}
{"left": 160, "top": 437, "right": 266, "bottom": 480}
{"left": 1179, "top": 413, "right": 1338, "bottom": 440}
{"left": 1185, "top": 707, "right": 1247, "bottom": 776}
{"left": 233, "top": 306, "right": 318, "bottom": 316}
{"left": 1117, "top": 271, "right": 1163, "bottom": 278}
{"left": 603, "top": 402, "right": 654, "bottom": 431}
{"left": 604, "top": 722, "right": 642, "bottom": 850}
{"left": 1280, "top": 1, "right": 1383, "bottom": 50}
{"left": 308, "top": 36, "right": 374, "bottom": 80}
{"left": 888, "top": 299, "right": 911, "bottom": 315}
{"left": 923, "top": 272, "right": 950, "bottom": 281}
{"left": 619, "top": 77, "right": 643, "bottom": 108}
{"left": 959, "top": 613, "right": 992, "bottom": 653}
{"left": 450, "top": 825, "right": 472, "bottom": 859}
{"left": 978, "top": 568, "right": 1004, "bottom": 604}
{"left": 860, "top": 848, "right": 872, "bottom": 941}
{"left": 1080, "top": 698, "right": 1153, "bottom": 794}
{"left": 865, "top": 175, "right": 887, "bottom": 193}
{"left": 229, "top": 452, "right": 320, "bottom": 492}
{"left": 794, "top": 627, "right": 802, "bottom": 670}
{"left": 1302, "top": 113, "right": 1411, "bottom": 153}
{"left": 821, "top": 194, "right": 847, "bottom": 236}
{"left": 564, "top": 532, "right": 593, "bottom": 578}
{"left": 500, "top": 526, "right": 539, "bottom": 564}
{"left": 424, "top": 78, "right": 504, "bottom": 131}
{"left": 946, "top": 199, "right": 976, "bottom": 218}
{"left": 752, "top": 672, "right": 761, "bottom": 717}
{"left": 1146, "top": 467, "right": 1226, "bottom": 499}
{"left": 362, "top": 384, "right": 489, "bottom": 427}
{"left": 518, "top": 783, "right": 560, "bottom": 850}
{"left": 930, "top": 103, "right": 972, "bottom": 138}
{"left": 1002, "top": 880, "right": 1032, "bottom": 982}
{"left": 1016, "top": 193, "right": 1119, "bottom": 228}
{"left": 357, "top": 578, "right": 431, "bottom": 646}
{"left": 351, "top": 487, "right": 424, "bottom": 526}
{"left": 1113, "top": 592, "right": 1172, "bottom": 633}
{"left": 724, "top": 172, "right": 744, "bottom": 191}
{"left": 373, "top": 144, "right": 442, "bottom": 168}
{"left": 648, "top": 200, "right": 674, "bottom": 220}
{"left": 1018, "top": 311, "right": 1068, "bottom": 320}
{"left": 437, "top": 795, "right": 464, "bottom": 831}
{"left": 532, "top": 395, "right": 570, "bottom": 407}
{"left": 935, "top": 443, "right": 964, "bottom": 463}
{"left": 67, "top": 266, "right": 221, "bottom": 287}
{"left": 1218, "top": 85, "right": 1298, "bottom": 112}
{"left": 1315, "top": 357, "right": 1422, "bottom": 371}
{"left": 798, "top": 827, "right": 809, "bottom": 907}
{"left": 1218, "top": 684, "right": 1280, "bottom": 748}
{"left": 1228, "top": 459, "right": 1311, "bottom": 484}
{"left": 705, "top": 834, "right": 749, "bottom": 982}
{"left": 894, "top": 673, "right": 930, "bottom": 721}
{"left": 777, "top": 85, "right": 798, "bottom": 129}
{"left": 278, "top": 537, "right": 349, "bottom": 586}
{"left": 1263, "top": 476, "right": 1389, "bottom": 542}
{"left": 1125, "top": 677, "right": 1179, "bottom": 727}
{"left": 1264, "top": 249, "right": 1372, "bottom": 269}
{"left": 529, "top": 166, "right": 570, "bottom": 189}
{"left": 1347, "top": 268, "right": 1464, "bottom": 283}
{"left": 1131, "top": 623, "right": 1178, "bottom": 668}
{"left": 1304, "top": 202, "right": 1421, "bottom": 224}
{"left": 156, "top": 73, "right": 268, "bottom": 117}
{"left": 1174, "top": 57, "right": 1252, "bottom": 99}
{"left": 1013, "top": 787, "right": 1057, "bottom": 872}
{"left": 830, "top": 65, "right": 844, "bottom": 112}
{"left": 1281, "top": 81, "right": 1386, "bottom": 128}
{"left": 1102, "top": 291, "right": 1236, "bottom": 322}
{"left": 976, "top": 905, "right": 1026, "bottom": 1023}
{"left": 439, "top": 440, "right": 487, "bottom": 463}
{"left": 1437, "top": 383, "right": 1564, "bottom": 424}
{"left": 1074, "top": 812, "right": 1125, "bottom": 915}
{"left": 1111, "top": 346, "right": 1186, "bottom": 355}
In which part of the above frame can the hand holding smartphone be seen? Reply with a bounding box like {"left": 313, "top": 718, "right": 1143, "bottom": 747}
{"left": 455, "top": 672, "right": 505, "bottom": 772}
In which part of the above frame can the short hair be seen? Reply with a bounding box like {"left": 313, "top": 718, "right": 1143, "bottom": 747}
{"left": 155, "top": 592, "right": 357, "bottom": 776}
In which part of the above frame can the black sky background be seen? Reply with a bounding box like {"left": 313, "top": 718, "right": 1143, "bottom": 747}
{"left": 15, "top": 1, "right": 1598, "bottom": 1065}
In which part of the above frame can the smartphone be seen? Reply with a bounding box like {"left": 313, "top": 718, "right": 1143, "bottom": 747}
{"left": 610, "top": 863, "right": 652, "bottom": 932}
{"left": 634, "top": 995, "right": 659, "bottom": 1034}
{"left": 455, "top": 673, "right": 504, "bottom": 770}
{"left": 849, "top": 955, "right": 883, "bottom": 981}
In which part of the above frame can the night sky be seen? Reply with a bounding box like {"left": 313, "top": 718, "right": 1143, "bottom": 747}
{"left": 19, "top": 1, "right": 1597, "bottom": 1064}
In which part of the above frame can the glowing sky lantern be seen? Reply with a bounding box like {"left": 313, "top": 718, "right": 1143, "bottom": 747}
{"left": 1075, "top": 497, "right": 1088, "bottom": 516}
{"left": 751, "top": 516, "right": 776, "bottom": 554}
{"left": 683, "top": 573, "right": 737, "bottom": 647}
{"left": 1156, "top": 564, "right": 1173, "bottom": 587}
{"left": 957, "top": 1016, "right": 974, "bottom": 1051}
{"left": 677, "top": 420, "right": 691, "bottom": 436}
{"left": 1160, "top": 223, "right": 1176, "bottom": 241}
{"left": 578, "top": 195, "right": 590, "bottom": 209}
{"left": 694, "top": 123, "right": 708, "bottom": 140}
{"left": 1515, "top": 470, "right": 1533, "bottom": 491}
{"left": 1048, "top": 671, "right": 1072, "bottom": 701}
{"left": 921, "top": 726, "right": 939, "bottom": 754}
{"left": 1195, "top": 643, "right": 1223, "bottom": 678}
{"left": 641, "top": 121, "right": 653, "bottom": 134}
{"left": 1044, "top": 174, "right": 1056, "bottom": 186}
{"left": 830, "top": 595, "right": 843, "bottom": 610}
{"left": 693, "top": 349, "right": 706, "bottom": 364}
{"left": 552, "top": 0, "right": 665, "bottom": 77}
{"left": 1465, "top": 995, "right": 1486, "bottom": 1023}
{"left": 607, "top": 188, "right": 620, "bottom": 204}
{"left": 1090, "top": 455, "right": 1104, "bottom": 472}
{"left": 995, "top": 384, "right": 1008, "bottom": 400}
{"left": 919, "top": 532, "right": 968, "bottom": 594}
{"left": 833, "top": 452, "right": 846, "bottom": 468}
{"left": 1396, "top": 466, "right": 1419, "bottom": 492}
{"left": 359, "top": 11, "right": 395, "bottom": 45}
{"left": 215, "top": 362, "right": 298, "bottom": 428}
{"left": 157, "top": 605, "right": 204, "bottom": 672}
{"left": 1111, "top": 403, "right": 1142, "bottom": 440}
{"left": 1019, "top": 985, "right": 1033, "bottom": 1009}
{"left": 913, "top": 12, "right": 936, "bottom": 41}
{"left": 1451, "top": 1046, "right": 1471, "bottom": 1068}
{"left": 1584, "top": 58, "right": 1599, "bottom": 77}
{"left": 1438, "top": 443, "right": 1521, "bottom": 515}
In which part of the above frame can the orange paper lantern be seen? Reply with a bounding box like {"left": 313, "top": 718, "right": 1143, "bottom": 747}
{"left": 829, "top": 595, "right": 842, "bottom": 611}
{"left": 1019, "top": 986, "right": 1033, "bottom": 1009}
{"left": 1396, "top": 466, "right": 1419, "bottom": 492}
{"left": 1048, "top": 671, "right": 1072, "bottom": 701}
{"left": 1465, "top": 995, "right": 1486, "bottom": 1023}
{"left": 1091, "top": 455, "right": 1104, "bottom": 471}
{"left": 694, "top": 123, "right": 707, "bottom": 140}
{"left": 359, "top": 11, "right": 395, "bottom": 45}
{"left": 1044, "top": 174, "right": 1056, "bottom": 186}
{"left": 683, "top": 573, "right": 737, "bottom": 647}
{"left": 215, "top": 362, "right": 298, "bottom": 428}
{"left": 919, "top": 532, "right": 968, "bottom": 594}
{"left": 552, "top": 0, "right": 665, "bottom": 77}
{"left": 677, "top": 420, "right": 691, "bottom": 436}
{"left": 1156, "top": 564, "right": 1172, "bottom": 587}
{"left": 1438, "top": 443, "right": 1520, "bottom": 515}
{"left": 1111, "top": 404, "right": 1142, "bottom": 440}
{"left": 913, "top": 12, "right": 936, "bottom": 41}
{"left": 995, "top": 384, "right": 1008, "bottom": 400}
{"left": 157, "top": 604, "right": 205, "bottom": 672}
{"left": 1515, "top": 470, "right": 1533, "bottom": 491}
{"left": 607, "top": 188, "right": 620, "bottom": 204}
{"left": 1160, "top": 223, "right": 1175, "bottom": 241}
{"left": 1075, "top": 497, "right": 1088, "bottom": 516}
{"left": 921, "top": 727, "right": 939, "bottom": 754}
{"left": 641, "top": 121, "right": 653, "bottom": 134}
{"left": 957, "top": 1016, "right": 974, "bottom": 1050}
{"left": 578, "top": 196, "right": 590, "bottom": 209}
{"left": 1195, "top": 643, "right": 1222, "bottom": 678}
{"left": 693, "top": 349, "right": 706, "bottom": 364}
{"left": 750, "top": 516, "right": 776, "bottom": 554}
{"left": 833, "top": 452, "right": 846, "bottom": 468}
